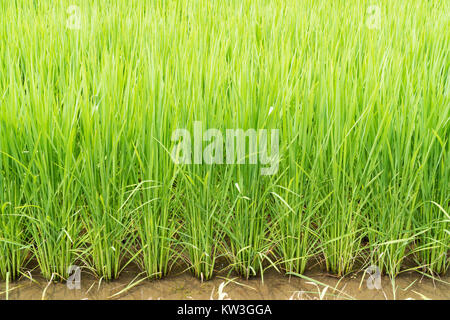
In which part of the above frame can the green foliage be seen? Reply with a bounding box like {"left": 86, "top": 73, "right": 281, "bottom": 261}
{"left": 0, "top": 0, "right": 447, "bottom": 281}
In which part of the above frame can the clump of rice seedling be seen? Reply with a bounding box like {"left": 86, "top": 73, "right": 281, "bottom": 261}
{"left": 0, "top": 201, "right": 29, "bottom": 281}
{"left": 178, "top": 167, "right": 224, "bottom": 281}
{"left": 220, "top": 171, "right": 275, "bottom": 279}
{"left": 0, "top": 133, "right": 30, "bottom": 281}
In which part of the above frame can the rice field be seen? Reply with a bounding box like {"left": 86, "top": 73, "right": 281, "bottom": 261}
{"left": 0, "top": 0, "right": 448, "bottom": 287}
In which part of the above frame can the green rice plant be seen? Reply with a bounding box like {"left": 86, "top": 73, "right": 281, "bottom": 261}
{"left": 0, "top": 0, "right": 87, "bottom": 281}
{"left": 270, "top": 122, "right": 324, "bottom": 275}
{"left": 178, "top": 167, "right": 224, "bottom": 280}
{"left": 218, "top": 167, "right": 275, "bottom": 279}
{"left": 132, "top": 108, "right": 179, "bottom": 280}
{"left": 270, "top": 180, "right": 322, "bottom": 275}
{"left": 77, "top": 85, "right": 139, "bottom": 280}
{"left": 0, "top": 125, "right": 30, "bottom": 281}
{"left": 364, "top": 102, "right": 425, "bottom": 277}
{"left": 319, "top": 182, "right": 366, "bottom": 276}
{"left": 24, "top": 111, "right": 84, "bottom": 281}
{"left": 0, "top": 53, "right": 84, "bottom": 281}
{"left": 413, "top": 96, "right": 449, "bottom": 275}
{"left": 78, "top": 132, "right": 138, "bottom": 280}
{"left": 0, "top": 0, "right": 448, "bottom": 283}
{"left": 315, "top": 92, "right": 375, "bottom": 276}
{"left": 366, "top": 185, "right": 419, "bottom": 277}
{"left": 0, "top": 200, "right": 29, "bottom": 281}
{"left": 414, "top": 201, "right": 449, "bottom": 275}
{"left": 133, "top": 179, "right": 177, "bottom": 280}
{"left": 11, "top": 114, "right": 84, "bottom": 281}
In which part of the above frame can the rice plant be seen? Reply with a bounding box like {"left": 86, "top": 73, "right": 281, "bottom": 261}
{"left": 0, "top": 0, "right": 448, "bottom": 284}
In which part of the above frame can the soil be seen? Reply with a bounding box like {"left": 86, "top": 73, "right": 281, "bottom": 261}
{"left": 1, "top": 265, "right": 448, "bottom": 300}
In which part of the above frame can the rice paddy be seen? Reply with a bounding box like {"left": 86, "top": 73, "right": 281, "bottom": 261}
{"left": 0, "top": 0, "right": 448, "bottom": 291}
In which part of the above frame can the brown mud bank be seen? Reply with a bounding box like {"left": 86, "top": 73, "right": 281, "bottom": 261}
{"left": 1, "top": 266, "right": 448, "bottom": 300}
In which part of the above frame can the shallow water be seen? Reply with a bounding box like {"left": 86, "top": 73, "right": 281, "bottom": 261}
{"left": 1, "top": 266, "right": 448, "bottom": 300}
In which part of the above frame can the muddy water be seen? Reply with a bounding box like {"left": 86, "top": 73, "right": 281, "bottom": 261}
{"left": 1, "top": 267, "right": 449, "bottom": 300}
